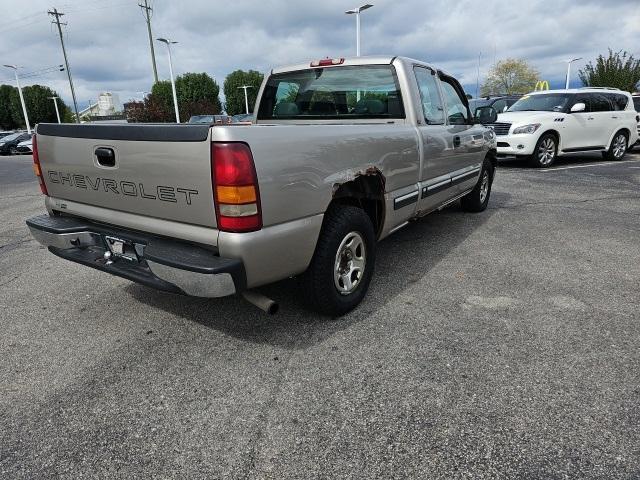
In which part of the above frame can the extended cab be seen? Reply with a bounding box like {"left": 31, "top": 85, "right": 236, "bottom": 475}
{"left": 27, "top": 56, "right": 498, "bottom": 315}
{"left": 491, "top": 88, "right": 639, "bottom": 167}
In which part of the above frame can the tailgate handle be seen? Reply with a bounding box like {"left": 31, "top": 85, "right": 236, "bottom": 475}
{"left": 95, "top": 147, "right": 116, "bottom": 167}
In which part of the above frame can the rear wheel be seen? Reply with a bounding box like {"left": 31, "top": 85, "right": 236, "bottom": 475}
{"left": 301, "top": 205, "right": 375, "bottom": 316}
{"left": 528, "top": 133, "right": 557, "bottom": 168}
{"left": 603, "top": 131, "right": 628, "bottom": 161}
{"left": 461, "top": 159, "right": 494, "bottom": 212}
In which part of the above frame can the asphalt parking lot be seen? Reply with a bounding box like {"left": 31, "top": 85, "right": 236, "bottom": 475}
{"left": 1, "top": 151, "right": 639, "bottom": 479}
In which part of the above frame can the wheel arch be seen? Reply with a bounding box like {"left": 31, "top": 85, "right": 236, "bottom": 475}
{"left": 328, "top": 169, "right": 386, "bottom": 239}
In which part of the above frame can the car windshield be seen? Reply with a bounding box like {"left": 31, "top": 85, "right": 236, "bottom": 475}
{"left": 509, "top": 93, "right": 572, "bottom": 112}
{"left": 633, "top": 97, "right": 640, "bottom": 112}
{"left": 1, "top": 132, "right": 23, "bottom": 141}
{"left": 189, "top": 115, "right": 215, "bottom": 123}
{"left": 258, "top": 65, "right": 405, "bottom": 120}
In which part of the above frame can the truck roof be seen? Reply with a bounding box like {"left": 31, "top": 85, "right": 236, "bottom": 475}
{"left": 270, "top": 55, "right": 442, "bottom": 75}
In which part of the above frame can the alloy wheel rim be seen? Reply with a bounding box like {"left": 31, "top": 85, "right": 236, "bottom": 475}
{"left": 333, "top": 231, "right": 366, "bottom": 295}
{"left": 613, "top": 134, "right": 626, "bottom": 159}
{"left": 538, "top": 137, "right": 555, "bottom": 165}
{"left": 479, "top": 171, "right": 489, "bottom": 203}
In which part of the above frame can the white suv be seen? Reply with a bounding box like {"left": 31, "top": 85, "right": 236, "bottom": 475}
{"left": 491, "top": 88, "right": 640, "bottom": 167}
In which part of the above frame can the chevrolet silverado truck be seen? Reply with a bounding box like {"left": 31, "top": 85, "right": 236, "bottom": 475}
{"left": 27, "top": 56, "right": 498, "bottom": 316}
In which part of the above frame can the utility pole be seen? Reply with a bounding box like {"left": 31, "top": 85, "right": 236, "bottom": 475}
{"left": 238, "top": 85, "right": 253, "bottom": 114}
{"left": 49, "top": 96, "right": 61, "bottom": 123}
{"left": 48, "top": 8, "right": 80, "bottom": 123}
{"left": 138, "top": 0, "right": 158, "bottom": 83}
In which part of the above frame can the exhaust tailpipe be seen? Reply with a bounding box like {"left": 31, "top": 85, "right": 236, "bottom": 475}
{"left": 242, "top": 291, "right": 279, "bottom": 315}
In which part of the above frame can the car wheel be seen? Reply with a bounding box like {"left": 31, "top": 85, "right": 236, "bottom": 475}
{"left": 9, "top": 146, "right": 18, "bottom": 155}
{"left": 528, "top": 133, "right": 557, "bottom": 168}
{"left": 603, "top": 131, "right": 628, "bottom": 161}
{"left": 461, "top": 159, "right": 494, "bottom": 213}
{"left": 301, "top": 204, "right": 375, "bottom": 316}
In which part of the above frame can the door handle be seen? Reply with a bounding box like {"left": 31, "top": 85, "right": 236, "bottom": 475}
{"left": 611, "top": 116, "right": 618, "bottom": 119}
{"left": 587, "top": 117, "right": 594, "bottom": 121}
{"left": 95, "top": 147, "right": 116, "bottom": 167}
{"left": 453, "top": 136, "right": 461, "bottom": 147}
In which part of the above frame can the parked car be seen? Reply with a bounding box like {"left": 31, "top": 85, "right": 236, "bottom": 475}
{"left": 489, "top": 88, "right": 639, "bottom": 167}
{"left": 188, "top": 115, "right": 233, "bottom": 124}
{"left": 26, "top": 55, "right": 498, "bottom": 316}
{"left": 0, "top": 130, "right": 16, "bottom": 139}
{"left": 0, "top": 131, "right": 31, "bottom": 155}
{"left": 232, "top": 113, "right": 253, "bottom": 124}
{"left": 16, "top": 137, "right": 33, "bottom": 154}
{"left": 469, "top": 95, "right": 521, "bottom": 114}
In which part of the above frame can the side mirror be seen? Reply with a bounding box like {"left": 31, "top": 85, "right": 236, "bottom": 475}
{"left": 474, "top": 106, "right": 498, "bottom": 125}
{"left": 570, "top": 102, "right": 586, "bottom": 113}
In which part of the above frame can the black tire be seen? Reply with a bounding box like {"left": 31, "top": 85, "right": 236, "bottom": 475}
{"left": 301, "top": 205, "right": 376, "bottom": 316}
{"left": 9, "top": 146, "right": 17, "bottom": 155}
{"left": 528, "top": 132, "right": 558, "bottom": 168}
{"left": 603, "top": 130, "right": 628, "bottom": 161}
{"left": 461, "top": 159, "right": 494, "bottom": 213}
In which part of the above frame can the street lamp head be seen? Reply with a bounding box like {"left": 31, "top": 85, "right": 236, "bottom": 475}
{"left": 157, "top": 37, "right": 178, "bottom": 45}
{"left": 3, "top": 64, "right": 17, "bottom": 70}
{"left": 346, "top": 3, "right": 373, "bottom": 13}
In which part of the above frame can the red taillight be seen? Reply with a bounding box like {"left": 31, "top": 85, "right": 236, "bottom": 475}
{"left": 310, "top": 58, "right": 345, "bottom": 67}
{"left": 32, "top": 134, "right": 48, "bottom": 196}
{"left": 212, "top": 142, "right": 262, "bottom": 233}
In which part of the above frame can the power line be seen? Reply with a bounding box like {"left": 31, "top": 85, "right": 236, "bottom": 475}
{"left": 48, "top": 8, "right": 80, "bottom": 123}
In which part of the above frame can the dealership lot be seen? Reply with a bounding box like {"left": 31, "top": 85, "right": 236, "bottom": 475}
{"left": 1, "top": 152, "right": 639, "bottom": 478}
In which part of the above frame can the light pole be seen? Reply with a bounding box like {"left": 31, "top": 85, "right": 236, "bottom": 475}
{"left": 238, "top": 85, "right": 253, "bottom": 114}
{"left": 345, "top": 4, "right": 373, "bottom": 57}
{"left": 4, "top": 65, "right": 31, "bottom": 134}
{"left": 49, "top": 96, "right": 61, "bottom": 123}
{"left": 157, "top": 37, "right": 180, "bottom": 123}
{"left": 565, "top": 57, "right": 582, "bottom": 89}
{"left": 476, "top": 51, "right": 482, "bottom": 99}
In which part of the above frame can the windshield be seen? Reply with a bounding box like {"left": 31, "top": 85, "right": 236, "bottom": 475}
{"left": 633, "top": 97, "right": 640, "bottom": 112}
{"left": 258, "top": 65, "right": 405, "bottom": 120}
{"left": 509, "top": 93, "right": 572, "bottom": 112}
{"left": 1, "top": 132, "right": 23, "bottom": 141}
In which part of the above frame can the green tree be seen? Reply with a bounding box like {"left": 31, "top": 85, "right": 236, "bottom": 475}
{"left": 0, "top": 84, "right": 19, "bottom": 129}
{"left": 223, "top": 69, "right": 264, "bottom": 115}
{"left": 579, "top": 49, "right": 640, "bottom": 93}
{"left": 150, "top": 73, "right": 221, "bottom": 121}
{"left": 8, "top": 84, "right": 70, "bottom": 128}
{"left": 481, "top": 58, "right": 539, "bottom": 96}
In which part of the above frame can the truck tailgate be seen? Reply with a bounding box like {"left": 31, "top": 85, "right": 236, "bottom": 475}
{"left": 36, "top": 124, "right": 217, "bottom": 229}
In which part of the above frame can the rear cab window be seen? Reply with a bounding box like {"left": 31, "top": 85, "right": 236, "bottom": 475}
{"left": 258, "top": 65, "right": 405, "bottom": 120}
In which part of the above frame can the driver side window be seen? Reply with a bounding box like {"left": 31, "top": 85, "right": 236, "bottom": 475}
{"left": 440, "top": 79, "right": 469, "bottom": 125}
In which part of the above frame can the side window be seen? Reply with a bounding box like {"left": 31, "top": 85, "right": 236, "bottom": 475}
{"left": 413, "top": 66, "right": 444, "bottom": 124}
{"left": 440, "top": 78, "right": 469, "bottom": 125}
{"left": 590, "top": 94, "right": 612, "bottom": 112}
{"left": 492, "top": 99, "right": 508, "bottom": 113}
{"left": 573, "top": 94, "right": 591, "bottom": 112}
{"left": 605, "top": 93, "right": 628, "bottom": 111}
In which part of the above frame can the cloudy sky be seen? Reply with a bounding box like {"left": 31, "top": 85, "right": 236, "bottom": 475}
{"left": 0, "top": 0, "right": 638, "bottom": 111}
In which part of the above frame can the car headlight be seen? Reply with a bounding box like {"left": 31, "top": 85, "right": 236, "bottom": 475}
{"left": 513, "top": 123, "right": 541, "bottom": 135}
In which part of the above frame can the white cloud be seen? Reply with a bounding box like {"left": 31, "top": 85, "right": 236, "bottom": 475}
{"left": 0, "top": 0, "right": 638, "bottom": 109}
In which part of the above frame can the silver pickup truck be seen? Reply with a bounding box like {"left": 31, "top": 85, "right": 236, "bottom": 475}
{"left": 27, "top": 56, "right": 498, "bottom": 315}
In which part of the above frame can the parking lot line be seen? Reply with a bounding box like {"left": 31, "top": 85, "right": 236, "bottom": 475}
{"left": 539, "top": 159, "right": 640, "bottom": 171}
